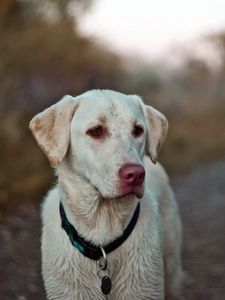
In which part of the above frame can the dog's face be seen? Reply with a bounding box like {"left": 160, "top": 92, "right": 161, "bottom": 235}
{"left": 30, "top": 90, "right": 168, "bottom": 200}
{"left": 70, "top": 91, "right": 147, "bottom": 199}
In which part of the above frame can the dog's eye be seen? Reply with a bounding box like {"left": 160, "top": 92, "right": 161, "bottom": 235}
{"left": 87, "top": 126, "right": 105, "bottom": 138}
{"left": 132, "top": 125, "right": 144, "bottom": 137}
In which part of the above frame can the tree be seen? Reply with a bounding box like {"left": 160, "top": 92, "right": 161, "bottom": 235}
{"left": 0, "top": 0, "right": 93, "bottom": 29}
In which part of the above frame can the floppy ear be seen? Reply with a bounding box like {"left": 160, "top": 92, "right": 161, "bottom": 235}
{"left": 143, "top": 105, "right": 168, "bottom": 164}
{"left": 29, "top": 95, "right": 79, "bottom": 167}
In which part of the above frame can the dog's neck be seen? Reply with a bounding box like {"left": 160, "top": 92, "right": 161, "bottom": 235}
{"left": 57, "top": 162, "right": 138, "bottom": 246}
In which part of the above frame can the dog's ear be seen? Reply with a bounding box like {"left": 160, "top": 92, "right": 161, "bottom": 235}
{"left": 29, "top": 95, "right": 79, "bottom": 167}
{"left": 143, "top": 104, "right": 168, "bottom": 164}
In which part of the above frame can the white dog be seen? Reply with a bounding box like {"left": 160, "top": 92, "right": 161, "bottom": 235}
{"left": 30, "top": 90, "right": 182, "bottom": 300}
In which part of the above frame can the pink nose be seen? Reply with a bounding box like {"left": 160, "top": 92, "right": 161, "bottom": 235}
{"left": 119, "top": 164, "right": 145, "bottom": 186}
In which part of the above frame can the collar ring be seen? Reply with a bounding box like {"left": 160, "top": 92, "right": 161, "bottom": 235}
{"left": 98, "top": 244, "right": 107, "bottom": 270}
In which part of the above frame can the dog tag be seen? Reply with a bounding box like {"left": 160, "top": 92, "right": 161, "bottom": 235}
{"left": 101, "top": 276, "right": 112, "bottom": 295}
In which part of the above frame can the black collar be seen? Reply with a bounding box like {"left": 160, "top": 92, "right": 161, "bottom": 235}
{"left": 59, "top": 201, "right": 140, "bottom": 260}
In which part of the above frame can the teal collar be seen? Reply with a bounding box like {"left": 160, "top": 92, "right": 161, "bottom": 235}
{"left": 59, "top": 202, "right": 140, "bottom": 260}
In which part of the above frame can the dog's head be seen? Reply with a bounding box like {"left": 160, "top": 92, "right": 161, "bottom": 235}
{"left": 30, "top": 90, "right": 168, "bottom": 200}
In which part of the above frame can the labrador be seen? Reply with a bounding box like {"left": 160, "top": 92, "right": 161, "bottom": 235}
{"left": 30, "top": 90, "right": 183, "bottom": 300}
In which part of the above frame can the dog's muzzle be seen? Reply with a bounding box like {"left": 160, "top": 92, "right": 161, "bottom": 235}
{"left": 119, "top": 163, "right": 145, "bottom": 198}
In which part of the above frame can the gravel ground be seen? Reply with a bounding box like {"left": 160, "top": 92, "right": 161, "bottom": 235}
{"left": 0, "top": 161, "right": 225, "bottom": 300}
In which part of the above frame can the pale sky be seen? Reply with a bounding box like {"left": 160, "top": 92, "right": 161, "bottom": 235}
{"left": 79, "top": 0, "right": 225, "bottom": 60}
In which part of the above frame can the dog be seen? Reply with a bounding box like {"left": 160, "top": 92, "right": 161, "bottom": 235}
{"left": 30, "top": 90, "right": 183, "bottom": 300}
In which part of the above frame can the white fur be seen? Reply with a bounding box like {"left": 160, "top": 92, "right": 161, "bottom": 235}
{"left": 30, "top": 90, "right": 183, "bottom": 300}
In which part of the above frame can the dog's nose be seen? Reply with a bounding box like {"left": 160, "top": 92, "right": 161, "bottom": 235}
{"left": 119, "top": 164, "right": 145, "bottom": 186}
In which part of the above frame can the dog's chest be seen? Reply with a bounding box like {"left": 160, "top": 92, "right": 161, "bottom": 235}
{"left": 42, "top": 223, "right": 164, "bottom": 300}
{"left": 109, "top": 238, "right": 164, "bottom": 300}
{"left": 42, "top": 191, "right": 164, "bottom": 299}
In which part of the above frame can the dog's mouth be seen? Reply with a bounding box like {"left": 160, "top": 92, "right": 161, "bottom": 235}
{"left": 93, "top": 183, "right": 144, "bottom": 201}
{"left": 118, "top": 183, "right": 144, "bottom": 200}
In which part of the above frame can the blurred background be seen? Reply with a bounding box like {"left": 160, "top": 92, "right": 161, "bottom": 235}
{"left": 0, "top": 0, "right": 224, "bottom": 299}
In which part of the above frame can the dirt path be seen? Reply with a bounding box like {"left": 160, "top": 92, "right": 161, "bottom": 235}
{"left": 172, "top": 161, "right": 225, "bottom": 300}
{"left": 0, "top": 161, "right": 225, "bottom": 300}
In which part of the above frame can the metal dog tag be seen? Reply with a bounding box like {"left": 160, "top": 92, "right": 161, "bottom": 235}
{"left": 101, "top": 276, "right": 112, "bottom": 295}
